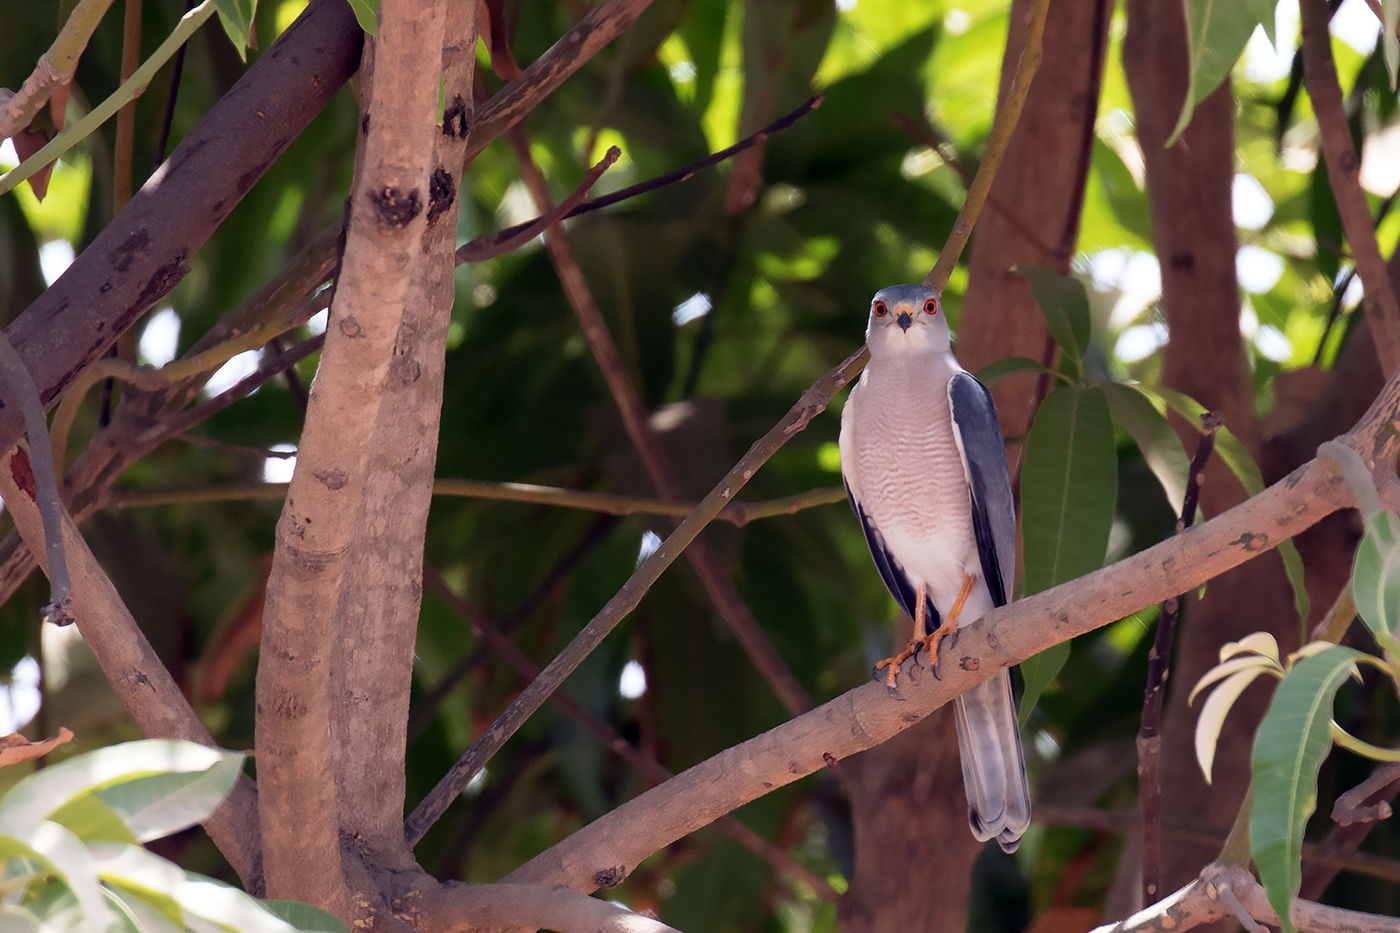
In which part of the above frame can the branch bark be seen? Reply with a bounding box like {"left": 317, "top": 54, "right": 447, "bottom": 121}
{"left": 0, "top": 0, "right": 361, "bottom": 448}
{"left": 1301, "top": 0, "right": 1400, "bottom": 374}
{"left": 410, "top": 881, "right": 679, "bottom": 933}
{"left": 255, "top": 0, "right": 445, "bottom": 910}
{"left": 0, "top": 445, "right": 262, "bottom": 890}
{"left": 499, "top": 400, "right": 1387, "bottom": 891}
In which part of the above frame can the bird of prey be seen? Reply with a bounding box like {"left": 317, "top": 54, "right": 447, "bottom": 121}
{"left": 838, "top": 283, "right": 1031, "bottom": 852}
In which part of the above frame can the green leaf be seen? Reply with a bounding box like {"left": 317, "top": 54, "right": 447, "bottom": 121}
{"left": 1101, "top": 382, "right": 1190, "bottom": 514}
{"left": 1143, "top": 385, "right": 1310, "bottom": 622}
{"left": 345, "top": 0, "right": 379, "bottom": 35}
{"left": 1168, "top": 0, "right": 1275, "bottom": 145}
{"left": 1251, "top": 645, "right": 1365, "bottom": 933}
{"left": 0, "top": 823, "right": 111, "bottom": 930}
{"left": 1017, "top": 385, "right": 1118, "bottom": 717}
{"left": 1018, "top": 266, "right": 1091, "bottom": 370}
{"left": 214, "top": 0, "right": 258, "bottom": 59}
{"left": 974, "top": 356, "right": 1053, "bottom": 387}
{"left": 1017, "top": 641, "right": 1069, "bottom": 725}
{"left": 47, "top": 795, "right": 139, "bottom": 846}
{"left": 264, "top": 900, "right": 352, "bottom": 933}
{"left": 0, "top": 740, "right": 226, "bottom": 839}
{"left": 94, "top": 750, "right": 245, "bottom": 843}
{"left": 1351, "top": 508, "right": 1400, "bottom": 640}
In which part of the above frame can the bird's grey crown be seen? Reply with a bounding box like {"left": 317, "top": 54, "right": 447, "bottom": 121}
{"left": 871, "top": 283, "right": 940, "bottom": 308}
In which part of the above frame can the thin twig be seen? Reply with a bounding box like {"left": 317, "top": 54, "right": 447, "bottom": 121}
{"left": 1139, "top": 411, "right": 1221, "bottom": 901}
{"left": 1300, "top": 0, "right": 1400, "bottom": 373}
{"left": 508, "top": 124, "right": 813, "bottom": 717}
{"left": 0, "top": 0, "right": 115, "bottom": 141}
{"left": 109, "top": 477, "right": 847, "bottom": 523}
{"left": 422, "top": 567, "right": 839, "bottom": 902}
{"left": 113, "top": 0, "right": 142, "bottom": 213}
{"left": 0, "top": 333, "right": 72, "bottom": 624}
{"left": 923, "top": 0, "right": 1049, "bottom": 292}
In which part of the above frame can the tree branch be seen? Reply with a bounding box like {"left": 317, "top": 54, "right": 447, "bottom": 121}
{"left": 1091, "top": 862, "right": 1400, "bottom": 933}
{"left": 1301, "top": 0, "right": 1400, "bottom": 373}
{"left": 412, "top": 880, "right": 679, "bottom": 933}
{"left": 498, "top": 425, "right": 1369, "bottom": 892}
{"left": 508, "top": 126, "right": 813, "bottom": 716}
{"left": 255, "top": 0, "right": 445, "bottom": 910}
{"left": 0, "top": 0, "right": 114, "bottom": 141}
{"left": 0, "top": 445, "right": 263, "bottom": 891}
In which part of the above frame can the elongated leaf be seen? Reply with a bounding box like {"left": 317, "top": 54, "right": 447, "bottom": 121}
{"left": 1017, "top": 385, "right": 1118, "bottom": 717}
{"left": 0, "top": 823, "right": 112, "bottom": 930}
{"left": 0, "top": 904, "right": 44, "bottom": 930}
{"left": 0, "top": 741, "right": 225, "bottom": 838}
{"left": 1017, "top": 641, "right": 1068, "bottom": 725}
{"left": 345, "top": 0, "right": 378, "bottom": 34}
{"left": 1168, "top": 0, "right": 1275, "bottom": 145}
{"left": 1143, "top": 384, "right": 1310, "bottom": 622}
{"left": 95, "top": 751, "right": 245, "bottom": 843}
{"left": 1102, "top": 382, "right": 1189, "bottom": 514}
{"left": 1196, "top": 666, "right": 1271, "bottom": 783}
{"left": 214, "top": 0, "right": 257, "bottom": 58}
{"left": 1251, "top": 645, "right": 1365, "bottom": 933}
{"left": 48, "top": 795, "right": 139, "bottom": 845}
{"left": 1351, "top": 508, "right": 1400, "bottom": 641}
{"left": 1222, "top": 631, "right": 1281, "bottom": 664}
{"left": 1188, "top": 654, "right": 1276, "bottom": 705}
{"left": 263, "top": 901, "right": 351, "bottom": 933}
{"left": 1018, "top": 266, "right": 1091, "bottom": 369}
{"left": 974, "top": 356, "right": 1054, "bottom": 387}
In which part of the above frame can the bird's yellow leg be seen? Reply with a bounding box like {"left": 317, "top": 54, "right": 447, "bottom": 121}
{"left": 875, "top": 587, "right": 928, "bottom": 688}
{"left": 920, "top": 573, "right": 975, "bottom": 669}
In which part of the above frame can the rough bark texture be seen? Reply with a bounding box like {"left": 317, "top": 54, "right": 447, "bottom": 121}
{"left": 0, "top": 0, "right": 361, "bottom": 445}
{"left": 255, "top": 0, "right": 446, "bottom": 912}
{"left": 839, "top": 2, "right": 1110, "bottom": 927}
{"left": 958, "top": 0, "right": 1110, "bottom": 438}
{"left": 333, "top": 1, "right": 475, "bottom": 872}
{"left": 1124, "top": 0, "right": 1290, "bottom": 902}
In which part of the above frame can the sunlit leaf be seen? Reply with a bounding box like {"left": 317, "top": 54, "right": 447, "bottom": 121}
{"left": 1252, "top": 645, "right": 1366, "bottom": 933}
{"left": 1351, "top": 508, "right": 1400, "bottom": 641}
{"left": 1019, "top": 266, "right": 1091, "bottom": 369}
{"left": 1143, "top": 385, "right": 1310, "bottom": 622}
{"left": 1221, "top": 631, "right": 1281, "bottom": 664}
{"left": 1017, "top": 385, "right": 1118, "bottom": 717}
{"left": 1196, "top": 665, "right": 1272, "bottom": 783}
{"left": 1384, "top": 0, "right": 1399, "bottom": 89}
{"left": 1188, "top": 653, "right": 1276, "bottom": 705}
{"left": 1168, "top": 0, "right": 1275, "bottom": 145}
{"left": 214, "top": 0, "right": 258, "bottom": 59}
{"left": 1102, "top": 382, "right": 1189, "bottom": 514}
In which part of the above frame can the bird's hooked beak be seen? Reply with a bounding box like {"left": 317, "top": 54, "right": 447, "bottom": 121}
{"left": 896, "top": 308, "right": 913, "bottom": 332}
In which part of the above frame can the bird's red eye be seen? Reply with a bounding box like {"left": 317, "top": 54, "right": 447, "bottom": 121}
{"left": 924, "top": 298, "right": 938, "bottom": 315}
{"left": 873, "top": 301, "right": 888, "bottom": 317}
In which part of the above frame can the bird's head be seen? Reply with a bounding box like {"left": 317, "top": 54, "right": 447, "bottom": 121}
{"left": 865, "top": 284, "right": 951, "bottom": 357}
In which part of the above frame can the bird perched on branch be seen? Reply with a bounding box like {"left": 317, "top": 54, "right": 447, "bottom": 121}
{"left": 838, "top": 283, "right": 1031, "bottom": 852}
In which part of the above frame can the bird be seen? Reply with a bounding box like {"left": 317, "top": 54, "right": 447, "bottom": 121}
{"left": 838, "top": 283, "right": 1032, "bottom": 852}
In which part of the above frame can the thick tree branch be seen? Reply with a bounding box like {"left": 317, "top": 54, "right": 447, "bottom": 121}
{"left": 498, "top": 425, "right": 1370, "bottom": 892}
{"left": 255, "top": 0, "right": 445, "bottom": 911}
{"left": 0, "top": 445, "right": 262, "bottom": 890}
{"left": 1301, "top": 0, "right": 1400, "bottom": 373}
{"left": 0, "top": 0, "right": 361, "bottom": 451}
{"left": 330, "top": 0, "right": 475, "bottom": 877}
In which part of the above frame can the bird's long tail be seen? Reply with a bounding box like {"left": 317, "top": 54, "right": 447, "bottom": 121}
{"left": 953, "top": 668, "right": 1031, "bottom": 853}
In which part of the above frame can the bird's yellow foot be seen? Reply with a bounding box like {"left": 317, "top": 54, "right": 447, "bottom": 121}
{"left": 918, "top": 574, "right": 975, "bottom": 675}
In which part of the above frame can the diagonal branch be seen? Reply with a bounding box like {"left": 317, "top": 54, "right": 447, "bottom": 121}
{"left": 508, "top": 126, "right": 813, "bottom": 715}
{"left": 1300, "top": 0, "right": 1400, "bottom": 373}
{"left": 255, "top": 0, "right": 446, "bottom": 910}
{"left": 501, "top": 439, "right": 1357, "bottom": 893}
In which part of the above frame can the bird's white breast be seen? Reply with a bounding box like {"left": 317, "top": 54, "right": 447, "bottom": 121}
{"left": 846, "top": 353, "right": 980, "bottom": 611}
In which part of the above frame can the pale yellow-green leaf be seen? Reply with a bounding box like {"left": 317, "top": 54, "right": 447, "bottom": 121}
{"left": 1196, "top": 666, "right": 1272, "bottom": 784}
{"left": 1188, "top": 654, "right": 1276, "bottom": 706}
{"left": 1220, "top": 631, "right": 1280, "bottom": 664}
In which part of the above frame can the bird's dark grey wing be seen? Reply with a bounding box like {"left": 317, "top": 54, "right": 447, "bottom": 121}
{"left": 842, "top": 480, "right": 942, "bottom": 630}
{"left": 949, "top": 372, "right": 1016, "bottom": 607}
